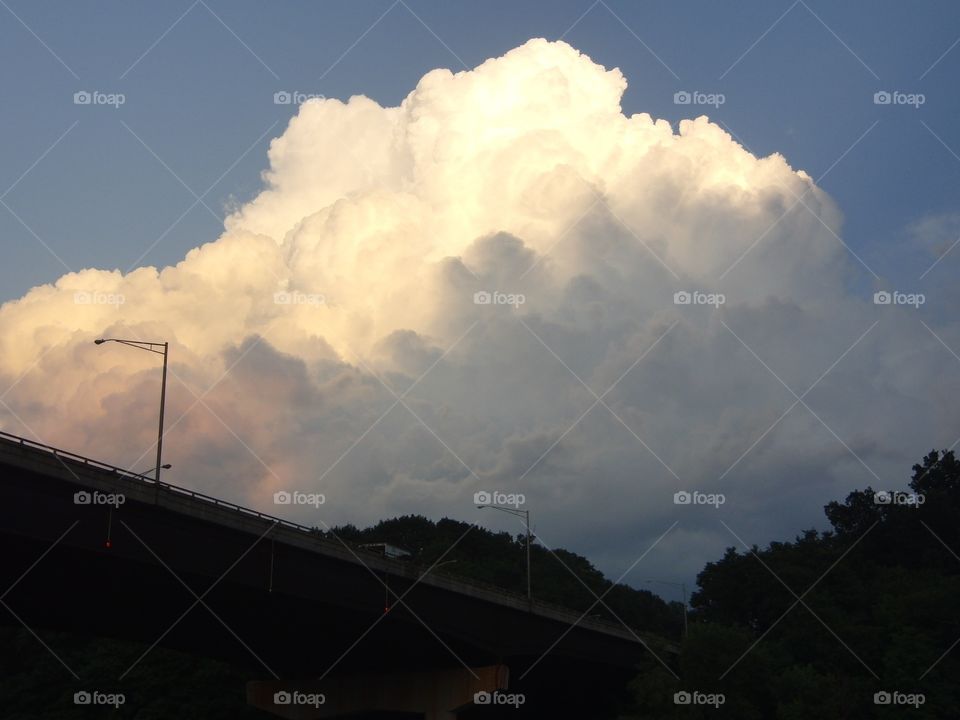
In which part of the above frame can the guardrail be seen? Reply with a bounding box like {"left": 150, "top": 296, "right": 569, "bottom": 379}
{"left": 0, "top": 429, "right": 677, "bottom": 648}
{"left": 0, "top": 428, "right": 316, "bottom": 534}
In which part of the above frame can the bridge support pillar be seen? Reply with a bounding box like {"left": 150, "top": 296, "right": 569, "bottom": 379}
{"left": 247, "top": 664, "right": 509, "bottom": 719}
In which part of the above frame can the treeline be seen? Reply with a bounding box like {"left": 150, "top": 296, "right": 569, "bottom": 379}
{"left": 7, "top": 451, "right": 956, "bottom": 717}
{"left": 0, "top": 628, "right": 265, "bottom": 719}
{"left": 328, "top": 514, "right": 684, "bottom": 639}
{"left": 629, "top": 449, "right": 960, "bottom": 719}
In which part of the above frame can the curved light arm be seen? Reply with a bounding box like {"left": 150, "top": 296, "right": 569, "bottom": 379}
{"left": 476, "top": 504, "right": 528, "bottom": 521}
{"left": 95, "top": 338, "right": 166, "bottom": 356}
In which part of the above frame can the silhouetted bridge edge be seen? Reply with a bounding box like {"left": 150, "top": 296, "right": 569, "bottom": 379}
{"left": 0, "top": 430, "right": 678, "bottom": 718}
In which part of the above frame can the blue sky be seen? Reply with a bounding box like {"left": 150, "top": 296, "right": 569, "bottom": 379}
{"left": 2, "top": 2, "right": 960, "bottom": 593}
{"left": 2, "top": 0, "right": 958, "bottom": 302}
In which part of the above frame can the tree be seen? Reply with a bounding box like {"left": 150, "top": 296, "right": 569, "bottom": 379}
{"left": 635, "top": 450, "right": 960, "bottom": 718}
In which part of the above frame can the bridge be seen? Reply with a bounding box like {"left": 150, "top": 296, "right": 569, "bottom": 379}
{"left": 0, "top": 431, "right": 677, "bottom": 718}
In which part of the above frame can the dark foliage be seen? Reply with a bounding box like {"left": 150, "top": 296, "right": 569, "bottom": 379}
{"left": 630, "top": 450, "right": 960, "bottom": 719}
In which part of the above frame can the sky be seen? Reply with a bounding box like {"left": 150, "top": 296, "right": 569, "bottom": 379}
{"left": 1, "top": 0, "right": 959, "bottom": 598}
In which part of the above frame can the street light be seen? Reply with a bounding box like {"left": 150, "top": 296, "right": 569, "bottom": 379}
{"left": 95, "top": 338, "right": 169, "bottom": 493}
{"left": 644, "top": 579, "right": 688, "bottom": 638}
{"left": 135, "top": 463, "right": 172, "bottom": 478}
{"left": 477, "top": 504, "right": 531, "bottom": 605}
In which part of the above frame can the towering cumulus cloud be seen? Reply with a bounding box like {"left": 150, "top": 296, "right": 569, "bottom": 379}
{"left": 1, "top": 40, "right": 953, "bottom": 580}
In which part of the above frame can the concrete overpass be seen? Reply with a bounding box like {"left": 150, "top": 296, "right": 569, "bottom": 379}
{"left": 0, "top": 431, "right": 677, "bottom": 718}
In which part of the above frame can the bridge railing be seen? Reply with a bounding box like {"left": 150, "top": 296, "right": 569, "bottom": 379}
{"left": 0, "top": 428, "right": 161, "bottom": 482}
{"left": 0, "top": 429, "right": 676, "bottom": 647}
{"left": 0, "top": 429, "right": 317, "bottom": 535}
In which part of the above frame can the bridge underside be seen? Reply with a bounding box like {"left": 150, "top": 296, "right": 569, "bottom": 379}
{"left": 3, "top": 531, "right": 637, "bottom": 716}
{"left": 0, "top": 450, "right": 662, "bottom": 717}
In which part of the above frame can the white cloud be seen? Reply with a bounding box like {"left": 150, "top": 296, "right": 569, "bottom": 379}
{"left": 1, "top": 39, "right": 956, "bottom": 586}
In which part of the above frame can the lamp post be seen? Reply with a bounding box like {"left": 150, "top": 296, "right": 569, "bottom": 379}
{"left": 95, "top": 338, "right": 169, "bottom": 493}
{"left": 477, "top": 504, "right": 531, "bottom": 605}
{"left": 644, "top": 579, "right": 688, "bottom": 638}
